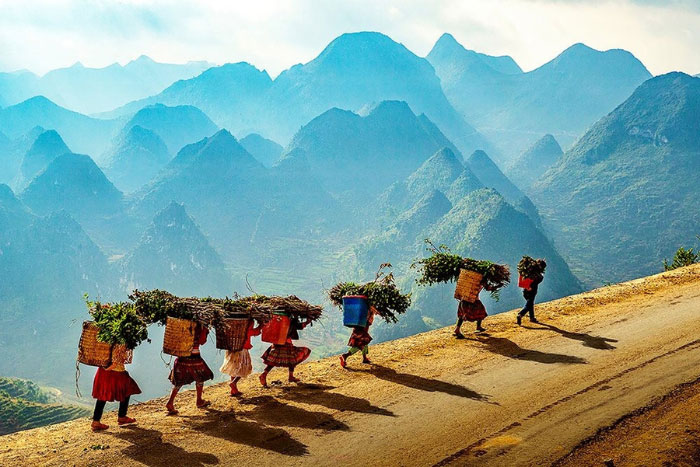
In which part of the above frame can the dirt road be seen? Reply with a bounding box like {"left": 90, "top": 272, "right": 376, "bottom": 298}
{"left": 2, "top": 265, "right": 699, "bottom": 466}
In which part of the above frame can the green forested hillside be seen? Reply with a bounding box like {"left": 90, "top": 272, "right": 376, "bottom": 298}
{"left": 0, "top": 377, "right": 89, "bottom": 435}
{"left": 531, "top": 72, "right": 700, "bottom": 286}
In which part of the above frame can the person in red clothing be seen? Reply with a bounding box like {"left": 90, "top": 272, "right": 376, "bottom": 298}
{"left": 219, "top": 319, "right": 262, "bottom": 396}
{"left": 259, "top": 315, "right": 312, "bottom": 387}
{"left": 90, "top": 344, "right": 141, "bottom": 431}
{"left": 165, "top": 322, "right": 214, "bottom": 415}
{"left": 339, "top": 306, "right": 376, "bottom": 368}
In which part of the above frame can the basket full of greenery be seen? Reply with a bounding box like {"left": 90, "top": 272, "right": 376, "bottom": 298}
{"left": 328, "top": 263, "right": 412, "bottom": 324}
{"left": 412, "top": 240, "right": 511, "bottom": 301}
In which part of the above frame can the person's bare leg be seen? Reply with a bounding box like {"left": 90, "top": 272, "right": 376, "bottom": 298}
{"left": 230, "top": 376, "right": 241, "bottom": 396}
{"left": 259, "top": 365, "right": 273, "bottom": 387}
{"left": 196, "top": 382, "right": 210, "bottom": 407}
{"left": 454, "top": 318, "right": 465, "bottom": 338}
{"left": 166, "top": 386, "right": 180, "bottom": 415}
{"left": 288, "top": 366, "right": 300, "bottom": 383}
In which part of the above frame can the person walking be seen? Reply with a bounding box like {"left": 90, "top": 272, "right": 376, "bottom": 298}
{"left": 165, "top": 322, "right": 214, "bottom": 415}
{"left": 517, "top": 259, "right": 546, "bottom": 325}
{"left": 339, "top": 306, "right": 376, "bottom": 368}
{"left": 259, "top": 315, "right": 311, "bottom": 387}
{"left": 454, "top": 296, "right": 488, "bottom": 338}
{"left": 220, "top": 319, "right": 262, "bottom": 396}
{"left": 90, "top": 345, "right": 141, "bottom": 431}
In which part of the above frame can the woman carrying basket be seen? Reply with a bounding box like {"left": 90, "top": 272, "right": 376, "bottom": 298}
{"left": 165, "top": 322, "right": 214, "bottom": 415}
{"left": 454, "top": 282, "right": 499, "bottom": 337}
{"left": 259, "top": 315, "right": 312, "bottom": 387}
{"left": 339, "top": 306, "right": 376, "bottom": 367}
{"left": 220, "top": 319, "right": 262, "bottom": 396}
{"left": 90, "top": 345, "right": 141, "bottom": 431}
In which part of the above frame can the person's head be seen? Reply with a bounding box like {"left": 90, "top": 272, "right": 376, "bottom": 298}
{"left": 537, "top": 259, "right": 547, "bottom": 271}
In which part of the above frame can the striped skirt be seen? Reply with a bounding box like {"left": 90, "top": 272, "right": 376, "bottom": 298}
{"left": 261, "top": 343, "right": 310, "bottom": 368}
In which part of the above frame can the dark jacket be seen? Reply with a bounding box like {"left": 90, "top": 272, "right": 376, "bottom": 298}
{"left": 523, "top": 274, "right": 543, "bottom": 300}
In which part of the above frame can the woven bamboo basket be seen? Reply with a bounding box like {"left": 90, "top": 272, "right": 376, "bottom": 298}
{"left": 215, "top": 316, "right": 251, "bottom": 352}
{"left": 77, "top": 321, "right": 113, "bottom": 367}
{"left": 454, "top": 269, "right": 483, "bottom": 302}
{"left": 163, "top": 317, "right": 196, "bottom": 357}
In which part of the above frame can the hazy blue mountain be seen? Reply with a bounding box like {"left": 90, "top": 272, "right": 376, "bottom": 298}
{"left": 507, "top": 134, "right": 563, "bottom": 191}
{"left": 38, "top": 56, "right": 212, "bottom": 114}
{"left": 531, "top": 72, "right": 700, "bottom": 286}
{"left": 0, "top": 96, "right": 118, "bottom": 156}
{"left": 119, "top": 103, "right": 218, "bottom": 155}
{"left": 103, "top": 125, "right": 170, "bottom": 193}
{"left": 284, "top": 100, "right": 463, "bottom": 203}
{"left": 21, "top": 153, "right": 123, "bottom": 221}
{"left": 466, "top": 150, "right": 542, "bottom": 227}
{"left": 428, "top": 37, "right": 652, "bottom": 157}
{"left": 134, "top": 129, "right": 338, "bottom": 262}
{"left": 0, "top": 126, "right": 46, "bottom": 185}
{"left": 240, "top": 133, "right": 284, "bottom": 167}
{"left": 122, "top": 201, "right": 230, "bottom": 297}
{"left": 0, "top": 184, "right": 33, "bottom": 241}
{"left": 18, "top": 129, "right": 70, "bottom": 185}
{"left": 0, "top": 71, "right": 41, "bottom": 107}
{"left": 372, "top": 147, "right": 483, "bottom": 227}
{"left": 134, "top": 129, "right": 267, "bottom": 257}
{"left": 252, "top": 148, "right": 343, "bottom": 254}
{"left": 104, "top": 62, "right": 272, "bottom": 136}
{"left": 427, "top": 33, "right": 522, "bottom": 84}
{"left": 264, "top": 32, "right": 492, "bottom": 155}
{"left": 0, "top": 210, "right": 117, "bottom": 388}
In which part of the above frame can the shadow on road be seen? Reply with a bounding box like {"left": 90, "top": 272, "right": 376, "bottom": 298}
{"left": 239, "top": 395, "right": 350, "bottom": 431}
{"left": 472, "top": 335, "right": 588, "bottom": 364}
{"left": 353, "top": 364, "right": 495, "bottom": 404}
{"left": 279, "top": 383, "right": 395, "bottom": 416}
{"left": 524, "top": 323, "right": 618, "bottom": 350}
{"left": 188, "top": 409, "right": 309, "bottom": 456}
{"left": 113, "top": 426, "right": 219, "bottom": 467}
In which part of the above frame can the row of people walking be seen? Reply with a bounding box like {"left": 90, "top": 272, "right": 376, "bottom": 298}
{"left": 88, "top": 260, "right": 546, "bottom": 431}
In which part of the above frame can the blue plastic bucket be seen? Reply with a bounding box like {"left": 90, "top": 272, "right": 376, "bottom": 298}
{"left": 342, "top": 295, "right": 369, "bottom": 328}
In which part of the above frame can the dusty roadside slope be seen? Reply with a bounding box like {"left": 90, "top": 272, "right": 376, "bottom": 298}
{"left": 1, "top": 265, "right": 699, "bottom": 466}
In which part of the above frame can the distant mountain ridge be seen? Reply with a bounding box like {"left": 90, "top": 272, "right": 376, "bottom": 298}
{"left": 0, "top": 96, "right": 118, "bottom": 156}
{"left": 0, "top": 56, "right": 212, "bottom": 114}
{"left": 106, "top": 32, "right": 493, "bottom": 158}
{"left": 428, "top": 36, "right": 652, "bottom": 158}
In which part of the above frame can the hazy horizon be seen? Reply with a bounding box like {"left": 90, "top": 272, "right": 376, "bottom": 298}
{"left": 1, "top": 0, "right": 698, "bottom": 78}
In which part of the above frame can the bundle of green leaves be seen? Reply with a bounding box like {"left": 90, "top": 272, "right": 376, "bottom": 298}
{"left": 86, "top": 297, "right": 149, "bottom": 349}
{"left": 517, "top": 256, "right": 547, "bottom": 279}
{"left": 412, "top": 240, "right": 511, "bottom": 300}
{"left": 129, "top": 289, "right": 195, "bottom": 325}
{"left": 328, "top": 264, "right": 411, "bottom": 323}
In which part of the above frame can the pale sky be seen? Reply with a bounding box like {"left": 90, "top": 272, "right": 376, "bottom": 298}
{"left": 0, "top": 0, "right": 698, "bottom": 77}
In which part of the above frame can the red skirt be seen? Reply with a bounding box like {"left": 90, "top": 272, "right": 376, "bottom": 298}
{"left": 92, "top": 368, "right": 141, "bottom": 402}
{"left": 262, "top": 343, "right": 310, "bottom": 368}
{"left": 169, "top": 355, "right": 214, "bottom": 386}
{"left": 348, "top": 327, "right": 372, "bottom": 349}
{"left": 458, "top": 299, "right": 487, "bottom": 322}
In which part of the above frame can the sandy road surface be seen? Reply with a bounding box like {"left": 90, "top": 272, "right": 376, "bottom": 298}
{"left": 1, "top": 265, "right": 699, "bottom": 466}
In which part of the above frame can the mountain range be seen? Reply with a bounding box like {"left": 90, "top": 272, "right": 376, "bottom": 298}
{"left": 0, "top": 56, "right": 211, "bottom": 114}
{"left": 531, "top": 72, "right": 700, "bottom": 286}
{"left": 427, "top": 34, "right": 652, "bottom": 158}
